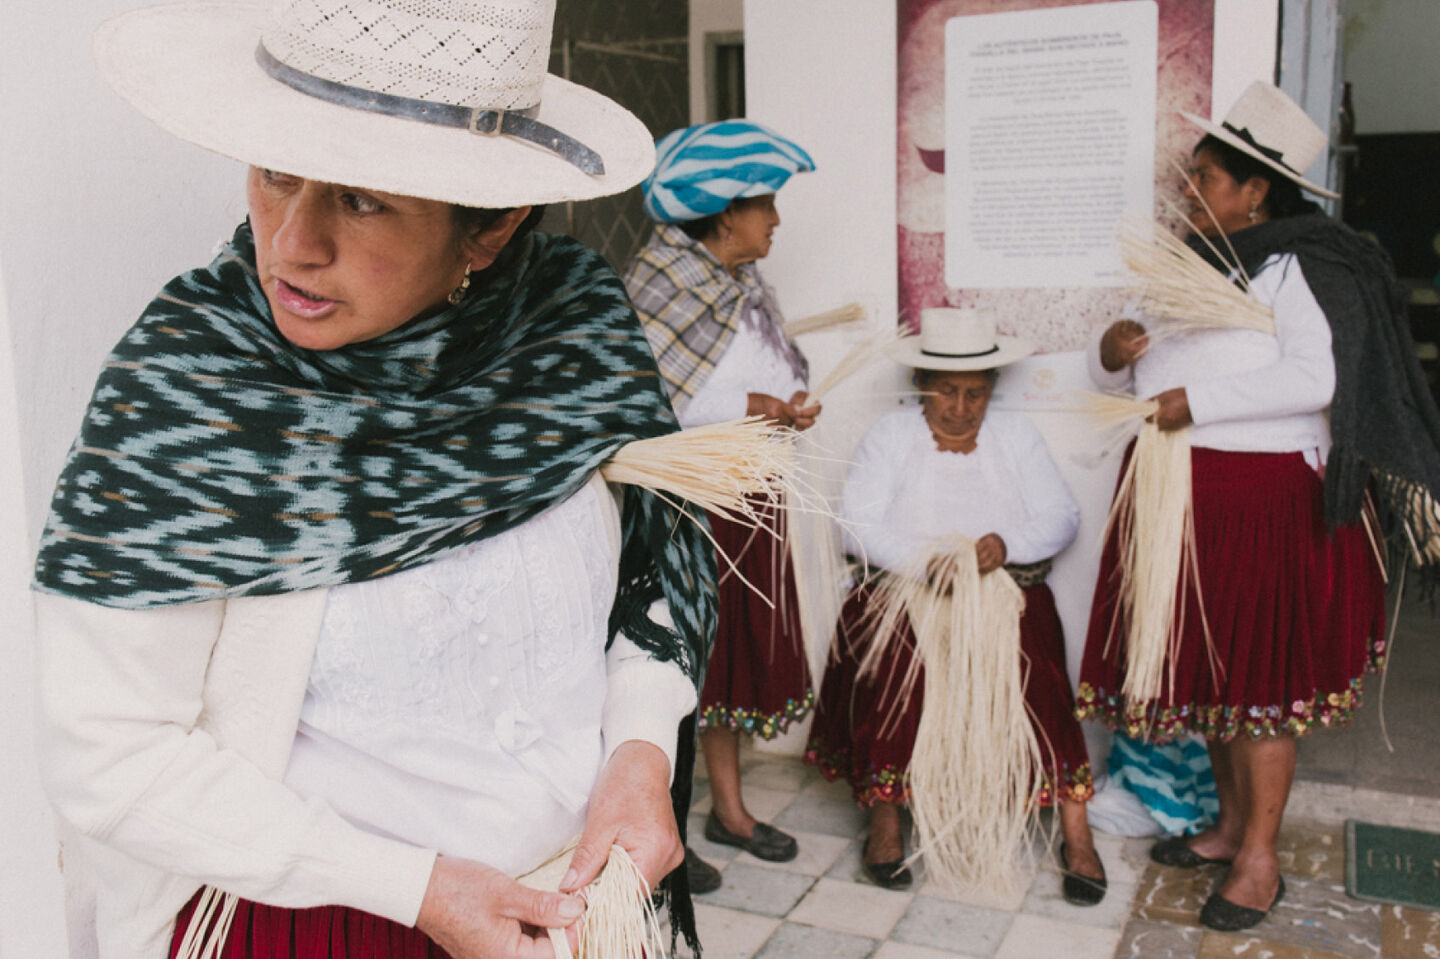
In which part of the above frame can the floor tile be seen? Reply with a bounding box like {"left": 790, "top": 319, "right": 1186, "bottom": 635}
{"left": 770, "top": 790, "right": 867, "bottom": 839}
{"left": 739, "top": 757, "right": 821, "bottom": 793}
{"left": 1258, "top": 875, "right": 1382, "bottom": 957}
{"left": 1021, "top": 866, "right": 1138, "bottom": 929}
{"left": 992, "top": 913, "right": 1121, "bottom": 959}
{"left": 872, "top": 942, "right": 985, "bottom": 959}
{"left": 739, "top": 828, "right": 851, "bottom": 876}
{"left": 1380, "top": 904, "right": 1440, "bottom": 958}
{"left": 677, "top": 904, "right": 780, "bottom": 959}
{"left": 890, "top": 896, "right": 1013, "bottom": 956}
{"left": 752, "top": 921, "right": 875, "bottom": 959}
{"left": 787, "top": 877, "right": 915, "bottom": 939}
{"left": 690, "top": 785, "right": 797, "bottom": 823}
{"left": 687, "top": 813, "right": 739, "bottom": 867}
{"left": 1194, "top": 931, "right": 1358, "bottom": 959}
{"left": 1112, "top": 917, "right": 1205, "bottom": 958}
{"left": 918, "top": 871, "right": 1033, "bottom": 913}
{"left": 799, "top": 772, "right": 861, "bottom": 803}
{"left": 1276, "top": 818, "right": 1346, "bottom": 882}
{"left": 697, "top": 862, "right": 815, "bottom": 919}
{"left": 1133, "top": 862, "right": 1222, "bottom": 926}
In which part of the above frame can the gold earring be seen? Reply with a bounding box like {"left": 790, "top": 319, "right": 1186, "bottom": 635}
{"left": 1248, "top": 204, "right": 1259, "bottom": 223}
{"left": 447, "top": 265, "right": 472, "bottom": 305}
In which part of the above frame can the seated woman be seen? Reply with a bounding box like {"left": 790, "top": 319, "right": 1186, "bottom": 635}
{"left": 625, "top": 121, "right": 820, "bottom": 889}
{"left": 33, "top": 2, "right": 729, "bottom": 957}
{"left": 806, "top": 309, "right": 1106, "bottom": 902}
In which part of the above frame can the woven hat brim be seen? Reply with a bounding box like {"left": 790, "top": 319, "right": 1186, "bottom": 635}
{"left": 1180, "top": 111, "right": 1339, "bottom": 200}
{"left": 94, "top": 1, "right": 657, "bottom": 207}
{"left": 888, "top": 335, "right": 1035, "bottom": 372}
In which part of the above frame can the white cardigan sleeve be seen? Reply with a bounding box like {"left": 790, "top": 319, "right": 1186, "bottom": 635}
{"left": 35, "top": 593, "right": 438, "bottom": 926}
{"left": 841, "top": 412, "right": 932, "bottom": 574}
{"left": 988, "top": 415, "right": 1081, "bottom": 565}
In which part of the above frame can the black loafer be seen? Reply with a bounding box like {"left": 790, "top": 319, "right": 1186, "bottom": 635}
{"left": 862, "top": 857, "right": 914, "bottom": 889}
{"left": 1200, "top": 875, "right": 1285, "bottom": 931}
{"left": 684, "top": 846, "right": 722, "bottom": 894}
{"left": 1150, "top": 835, "right": 1233, "bottom": 869}
{"left": 704, "top": 812, "right": 799, "bottom": 862}
{"left": 1059, "top": 842, "right": 1108, "bottom": 906}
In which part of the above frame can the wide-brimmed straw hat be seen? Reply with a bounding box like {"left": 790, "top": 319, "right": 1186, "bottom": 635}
{"left": 1180, "top": 81, "right": 1338, "bottom": 199}
{"left": 93, "top": 0, "right": 656, "bottom": 208}
{"left": 890, "top": 309, "right": 1034, "bottom": 372}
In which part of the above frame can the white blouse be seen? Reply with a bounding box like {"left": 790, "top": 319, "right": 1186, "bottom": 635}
{"left": 841, "top": 406, "right": 1080, "bottom": 574}
{"left": 282, "top": 477, "right": 696, "bottom": 878}
{"left": 1088, "top": 253, "right": 1334, "bottom": 462}
{"left": 677, "top": 308, "right": 808, "bottom": 428}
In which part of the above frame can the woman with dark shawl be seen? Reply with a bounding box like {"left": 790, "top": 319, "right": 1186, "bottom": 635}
{"left": 1078, "top": 81, "right": 1440, "bottom": 932}
{"left": 32, "top": 1, "right": 744, "bottom": 957}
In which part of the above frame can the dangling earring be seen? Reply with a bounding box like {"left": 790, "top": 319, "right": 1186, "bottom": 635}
{"left": 447, "top": 264, "right": 472, "bottom": 306}
{"left": 1248, "top": 203, "right": 1260, "bottom": 223}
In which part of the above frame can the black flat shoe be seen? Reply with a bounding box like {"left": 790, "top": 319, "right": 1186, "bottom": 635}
{"left": 1150, "top": 835, "right": 1234, "bottom": 869}
{"left": 1059, "top": 842, "right": 1108, "bottom": 906}
{"left": 862, "top": 858, "right": 914, "bottom": 889}
{"left": 1200, "top": 875, "right": 1285, "bottom": 931}
{"left": 704, "top": 811, "right": 799, "bottom": 862}
{"left": 684, "top": 846, "right": 722, "bottom": 894}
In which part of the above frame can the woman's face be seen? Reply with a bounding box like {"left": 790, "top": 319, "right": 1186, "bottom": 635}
{"left": 247, "top": 168, "right": 522, "bottom": 351}
{"left": 1183, "top": 147, "right": 1269, "bottom": 238}
{"left": 721, "top": 194, "right": 781, "bottom": 265}
{"left": 921, "top": 369, "right": 994, "bottom": 452}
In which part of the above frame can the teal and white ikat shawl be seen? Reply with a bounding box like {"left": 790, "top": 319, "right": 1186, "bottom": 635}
{"left": 34, "top": 222, "right": 717, "bottom": 687}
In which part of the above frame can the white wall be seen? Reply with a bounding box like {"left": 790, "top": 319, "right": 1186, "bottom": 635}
{"left": 689, "top": 0, "right": 745, "bottom": 123}
{"left": 1343, "top": 0, "right": 1440, "bottom": 134}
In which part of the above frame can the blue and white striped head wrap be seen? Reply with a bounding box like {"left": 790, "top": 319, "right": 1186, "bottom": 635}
{"left": 641, "top": 120, "right": 816, "bottom": 224}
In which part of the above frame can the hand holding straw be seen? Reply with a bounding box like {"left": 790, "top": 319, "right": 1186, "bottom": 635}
{"left": 518, "top": 841, "right": 667, "bottom": 959}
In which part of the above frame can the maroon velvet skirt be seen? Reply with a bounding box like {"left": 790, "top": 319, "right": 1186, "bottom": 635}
{"left": 1076, "top": 447, "right": 1387, "bottom": 743}
{"left": 805, "top": 580, "right": 1093, "bottom": 808}
{"left": 698, "top": 504, "right": 813, "bottom": 740}
{"left": 171, "top": 892, "right": 447, "bottom": 959}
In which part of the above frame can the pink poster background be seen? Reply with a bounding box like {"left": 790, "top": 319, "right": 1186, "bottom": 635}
{"left": 897, "top": 0, "right": 1215, "bottom": 351}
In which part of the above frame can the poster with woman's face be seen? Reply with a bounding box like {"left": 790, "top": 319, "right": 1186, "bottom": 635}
{"left": 898, "top": 0, "right": 1215, "bottom": 351}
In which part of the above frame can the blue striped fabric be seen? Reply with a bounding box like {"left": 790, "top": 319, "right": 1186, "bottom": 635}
{"left": 1108, "top": 733, "right": 1220, "bottom": 835}
{"left": 641, "top": 120, "right": 815, "bottom": 223}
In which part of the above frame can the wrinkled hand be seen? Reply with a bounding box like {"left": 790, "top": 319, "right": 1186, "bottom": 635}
{"left": 562, "top": 740, "right": 682, "bottom": 896}
{"left": 1149, "top": 387, "right": 1193, "bottom": 431}
{"left": 1099, "top": 320, "right": 1149, "bottom": 372}
{"left": 416, "top": 856, "right": 584, "bottom": 959}
{"left": 747, "top": 391, "right": 822, "bottom": 431}
{"left": 974, "top": 533, "right": 1007, "bottom": 574}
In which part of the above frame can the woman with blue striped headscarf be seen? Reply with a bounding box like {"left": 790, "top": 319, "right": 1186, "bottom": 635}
{"left": 624, "top": 120, "right": 817, "bottom": 893}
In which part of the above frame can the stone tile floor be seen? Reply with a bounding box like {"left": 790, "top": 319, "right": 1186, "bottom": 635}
{"left": 671, "top": 751, "right": 1440, "bottom": 959}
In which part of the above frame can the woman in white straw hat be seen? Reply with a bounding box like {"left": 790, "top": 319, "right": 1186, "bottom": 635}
{"left": 805, "top": 308, "right": 1106, "bottom": 901}
{"left": 623, "top": 121, "right": 820, "bottom": 891}
{"left": 31, "top": 1, "right": 749, "bottom": 957}
{"left": 1079, "top": 81, "right": 1440, "bottom": 930}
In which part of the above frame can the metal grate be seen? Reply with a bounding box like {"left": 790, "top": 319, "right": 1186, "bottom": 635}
{"left": 541, "top": 0, "right": 689, "bottom": 271}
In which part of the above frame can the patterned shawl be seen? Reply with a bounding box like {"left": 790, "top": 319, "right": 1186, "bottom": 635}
{"left": 623, "top": 223, "right": 807, "bottom": 410}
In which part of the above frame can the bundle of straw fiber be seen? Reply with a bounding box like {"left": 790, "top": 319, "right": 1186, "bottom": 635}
{"left": 855, "top": 539, "right": 1043, "bottom": 892}
{"left": 781, "top": 301, "right": 866, "bottom": 339}
{"left": 517, "top": 841, "right": 666, "bottom": 959}
{"left": 1378, "top": 468, "right": 1440, "bottom": 566}
{"left": 805, "top": 328, "right": 916, "bottom": 405}
{"left": 599, "top": 416, "right": 797, "bottom": 525}
{"left": 1080, "top": 392, "right": 1203, "bottom": 714}
{"left": 1118, "top": 215, "right": 1274, "bottom": 339}
{"left": 173, "top": 886, "right": 238, "bottom": 959}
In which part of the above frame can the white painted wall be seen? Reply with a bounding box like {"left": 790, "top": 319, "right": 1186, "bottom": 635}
{"left": 1343, "top": 0, "right": 1440, "bottom": 134}
{"left": 688, "top": 0, "right": 745, "bottom": 123}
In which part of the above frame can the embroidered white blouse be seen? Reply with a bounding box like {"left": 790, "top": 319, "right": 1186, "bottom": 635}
{"left": 841, "top": 406, "right": 1080, "bottom": 573}
{"left": 1087, "top": 253, "right": 1335, "bottom": 464}
{"left": 676, "top": 308, "right": 808, "bottom": 428}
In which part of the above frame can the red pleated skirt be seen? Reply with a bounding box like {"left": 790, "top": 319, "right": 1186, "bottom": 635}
{"left": 1076, "top": 447, "right": 1387, "bottom": 743}
{"left": 805, "top": 580, "right": 1093, "bottom": 808}
{"left": 698, "top": 504, "right": 814, "bottom": 740}
{"left": 170, "top": 891, "right": 447, "bottom": 959}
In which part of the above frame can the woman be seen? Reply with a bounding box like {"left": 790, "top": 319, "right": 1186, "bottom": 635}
{"left": 624, "top": 120, "right": 819, "bottom": 889}
{"left": 805, "top": 309, "right": 1106, "bottom": 902}
{"left": 34, "top": 2, "right": 733, "bottom": 957}
{"left": 1078, "top": 82, "right": 1440, "bottom": 931}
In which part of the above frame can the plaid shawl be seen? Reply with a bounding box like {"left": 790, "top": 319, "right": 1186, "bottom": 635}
{"left": 623, "top": 224, "right": 806, "bottom": 410}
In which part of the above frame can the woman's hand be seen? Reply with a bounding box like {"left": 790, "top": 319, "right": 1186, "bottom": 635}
{"left": 747, "top": 391, "right": 822, "bottom": 430}
{"left": 1099, "top": 320, "right": 1149, "bottom": 372}
{"left": 562, "top": 740, "right": 682, "bottom": 895}
{"left": 974, "top": 533, "right": 1007, "bottom": 574}
{"left": 1150, "top": 387, "right": 1193, "bottom": 431}
{"left": 416, "top": 856, "right": 584, "bottom": 959}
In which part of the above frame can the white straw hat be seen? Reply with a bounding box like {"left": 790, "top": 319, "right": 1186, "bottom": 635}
{"left": 1179, "top": 81, "right": 1338, "bottom": 199}
{"left": 890, "top": 308, "right": 1035, "bottom": 372}
{"left": 93, "top": 0, "right": 657, "bottom": 208}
